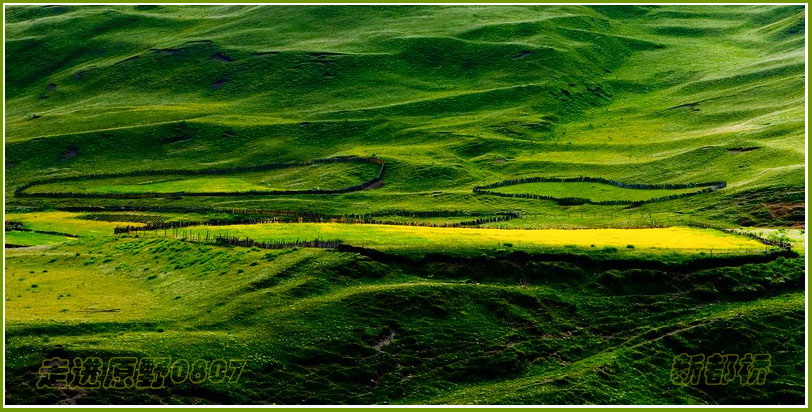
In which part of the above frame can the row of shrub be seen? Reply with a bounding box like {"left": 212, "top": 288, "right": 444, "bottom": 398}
{"left": 115, "top": 218, "right": 281, "bottom": 234}
{"left": 58, "top": 205, "right": 523, "bottom": 227}
{"left": 5, "top": 221, "right": 24, "bottom": 231}
{"left": 365, "top": 209, "right": 513, "bottom": 218}
{"left": 359, "top": 214, "right": 519, "bottom": 228}
{"left": 16, "top": 156, "right": 385, "bottom": 199}
{"left": 79, "top": 213, "right": 168, "bottom": 225}
{"left": 473, "top": 176, "right": 726, "bottom": 205}
{"left": 138, "top": 230, "right": 343, "bottom": 250}
{"left": 213, "top": 235, "right": 343, "bottom": 250}
{"left": 174, "top": 235, "right": 342, "bottom": 249}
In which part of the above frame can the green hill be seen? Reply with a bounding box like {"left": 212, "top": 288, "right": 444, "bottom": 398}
{"left": 6, "top": 5, "right": 804, "bottom": 227}
{"left": 3, "top": 5, "right": 805, "bottom": 405}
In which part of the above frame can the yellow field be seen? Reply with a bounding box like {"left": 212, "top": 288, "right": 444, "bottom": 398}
{"left": 167, "top": 223, "right": 768, "bottom": 252}
{"left": 4, "top": 211, "right": 772, "bottom": 253}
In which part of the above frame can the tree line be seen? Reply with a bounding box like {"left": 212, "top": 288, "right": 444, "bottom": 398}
{"left": 213, "top": 235, "right": 343, "bottom": 250}
{"left": 162, "top": 230, "right": 344, "bottom": 250}
{"left": 5, "top": 221, "right": 24, "bottom": 231}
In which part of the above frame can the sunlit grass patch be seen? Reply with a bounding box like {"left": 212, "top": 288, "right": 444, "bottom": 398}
{"left": 5, "top": 211, "right": 142, "bottom": 237}
{"left": 490, "top": 181, "right": 705, "bottom": 202}
{"left": 4, "top": 261, "right": 162, "bottom": 322}
{"left": 5, "top": 230, "right": 76, "bottom": 247}
{"left": 24, "top": 162, "right": 381, "bottom": 195}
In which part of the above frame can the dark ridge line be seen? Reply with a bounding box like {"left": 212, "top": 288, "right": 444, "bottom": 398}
{"left": 666, "top": 95, "right": 725, "bottom": 110}
{"left": 727, "top": 146, "right": 761, "bottom": 153}
{"left": 114, "top": 55, "right": 140, "bottom": 65}
{"left": 473, "top": 176, "right": 726, "bottom": 206}
{"left": 15, "top": 156, "right": 385, "bottom": 199}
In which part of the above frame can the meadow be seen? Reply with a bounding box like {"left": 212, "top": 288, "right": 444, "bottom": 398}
{"left": 3, "top": 4, "right": 806, "bottom": 405}
{"left": 6, "top": 211, "right": 146, "bottom": 237}
{"left": 22, "top": 162, "right": 381, "bottom": 195}
{"left": 488, "top": 181, "right": 704, "bottom": 202}
{"left": 4, "top": 230, "right": 76, "bottom": 247}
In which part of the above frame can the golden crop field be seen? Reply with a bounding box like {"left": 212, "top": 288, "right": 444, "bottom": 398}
{"left": 164, "top": 223, "right": 767, "bottom": 252}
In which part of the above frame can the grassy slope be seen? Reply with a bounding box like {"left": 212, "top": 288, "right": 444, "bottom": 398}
{"left": 24, "top": 162, "right": 380, "bottom": 194}
{"left": 5, "top": 236, "right": 805, "bottom": 405}
{"left": 3, "top": 5, "right": 806, "bottom": 405}
{"left": 4, "top": 230, "right": 75, "bottom": 246}
{"left": 5, "top": 5, "right": 805, "bottom": 228}
{"left": 491, "top": 181, "right": 703, "bottom": 201}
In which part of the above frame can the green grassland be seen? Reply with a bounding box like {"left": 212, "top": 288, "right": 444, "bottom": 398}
{"left": 6, "top": 211, "right": 145, "bottom": 237}
{"left": 5, "top": 5, "right": 805, "bottom": 228}
{"left": 5, "top": 235, "right": 805, "bottom": 405}
{"left": 489, "top": 181, "right": 704, "bottom": 202}
{"left": 4, "top": 230, "right": 76, "bottom": 247}
{"left": 3, "top": 5, "right": 806, "bottom": 405}
{"left": 23, "top": 162, "right": 380, "bottom": 194}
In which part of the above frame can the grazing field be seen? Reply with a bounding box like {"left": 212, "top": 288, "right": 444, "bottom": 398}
{"left": 23, "top": 162, "right": 381, "bottom": 195}
{"left": 4, "top": 230, "right": 76, "bottom": 246}
{"left": 3, "top": 4, "right": 805, "bottom": 406}
{"left": 157, "top": 223, "right": 767, "bottom": 253}
{"left": 5, "top": 236, "right": 804, "bottom": 405}
{"left": 5, "top": 211, "right": 144, "bottom": 237}
{"left": 489, "top": 181, "right": 705, "bottom": 202}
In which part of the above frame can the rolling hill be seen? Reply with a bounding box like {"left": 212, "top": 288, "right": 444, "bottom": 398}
{"left": 3, "top": 5, "right": 806, "bottom": 405}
